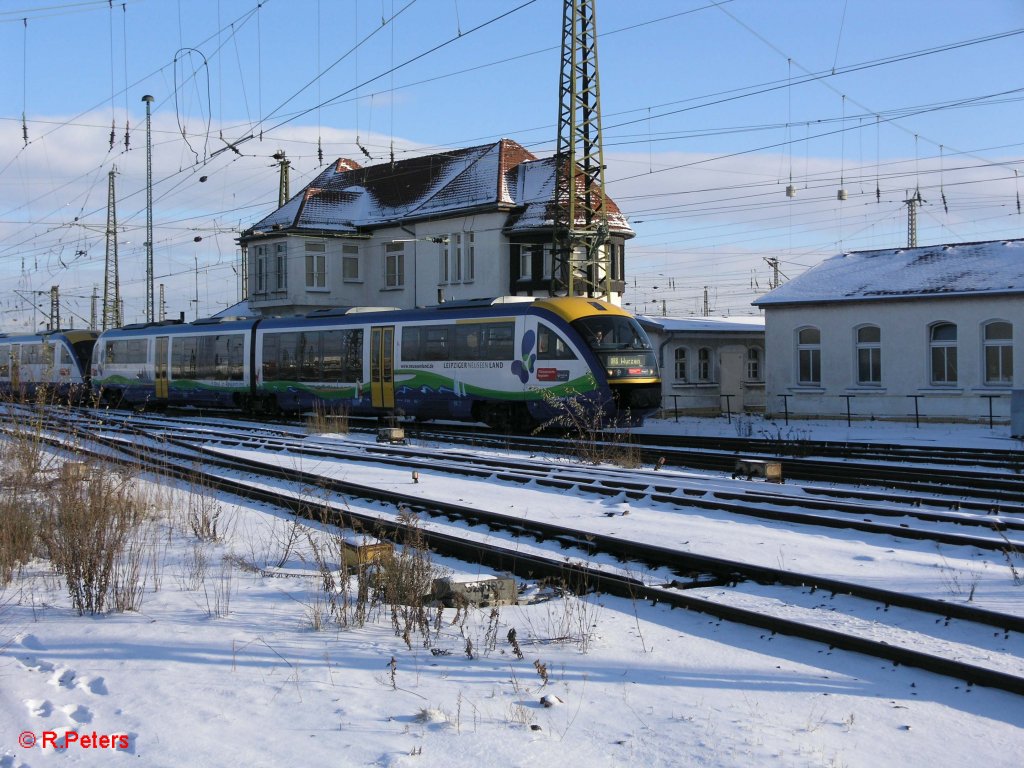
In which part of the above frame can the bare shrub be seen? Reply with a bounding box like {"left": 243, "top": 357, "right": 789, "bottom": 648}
{"left": 0, "top": 396, "right": 58, "bottom": 484}
{"left": 0, "top": 493, "right": 38, "bottom": 585}
{"left": 38, "top": 466, "right": 145, "bottom": 615}
{"left": 203, "top": 557, "right": 234, "bottom": 618}
{"left": 181, "top": 541, "right": 210, "bottom": 591}
{"left": 515, "top": 582, "right": 603, "bottom": 654}
{"left": 183, "top": 468, "right": 230, "bottom": 542}
{"left": 378, "top": 510, "right": 443, "bottom": 649}
{"left": 532, "top": 387, "right": 639, "bottom": 467}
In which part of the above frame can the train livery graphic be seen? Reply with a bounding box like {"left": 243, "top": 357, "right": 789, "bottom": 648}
{"left": 89, "top": 297, "right": 662, "bottom": 428}
{"left": 0, "top": 330, "right": 98, "bottom": 402}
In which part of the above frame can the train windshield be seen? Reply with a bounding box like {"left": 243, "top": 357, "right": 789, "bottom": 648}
{"left": 571, "top": 315, "right": 658, "bottom": 378}
{"left": 571, "top": 316, "right": 653, "bottom": 353}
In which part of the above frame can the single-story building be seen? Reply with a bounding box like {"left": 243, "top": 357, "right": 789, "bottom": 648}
{"left": 638, "top": 315, "right": 765, "bottom": 416}
{"left": 753, "top": 239, "right": 1023, "bottom": 423}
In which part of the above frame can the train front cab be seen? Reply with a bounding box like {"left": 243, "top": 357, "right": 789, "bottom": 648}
{"left": 534, "top": 298, "right": 661, "bottom": 424}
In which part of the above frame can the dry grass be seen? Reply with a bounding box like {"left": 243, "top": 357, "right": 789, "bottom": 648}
{"left": 305, "top": 402, "right": 349, "bottom": 435}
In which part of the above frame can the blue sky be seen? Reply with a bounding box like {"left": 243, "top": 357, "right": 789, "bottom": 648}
{"left": 0, "top": 0, "right": 1022, "bottom": 328}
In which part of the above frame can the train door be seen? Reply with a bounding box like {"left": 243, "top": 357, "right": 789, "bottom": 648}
{"left": 155, "top": 336, "right": 170, "bottom": 400}
{"left": 370, "top": 325, "right": 395, "bottom": 409}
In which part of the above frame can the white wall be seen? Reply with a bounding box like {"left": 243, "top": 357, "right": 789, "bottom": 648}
{"left": 763, "top": 295, "right": 1023, "bottom": 421}
{"left": 646, "top": 329, "right": 766, "bottom": 415}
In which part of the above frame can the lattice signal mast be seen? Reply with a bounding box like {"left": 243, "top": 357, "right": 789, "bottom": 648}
{"left": 551, "top": 0, "right": 611, "bottom": 300}
{"left": 103, "top": 167, "right": 121, "bottom": 330}
{"left": 142, "top": 94, "right": 155, "bottom": 323}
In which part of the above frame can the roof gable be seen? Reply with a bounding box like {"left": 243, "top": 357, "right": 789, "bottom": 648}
{"left": 754, "top": 239, "right": 1024, "bottom": 306}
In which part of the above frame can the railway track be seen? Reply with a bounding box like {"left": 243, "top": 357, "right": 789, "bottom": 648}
{"left": 69, "top": 409, "right": 1024, "bottom": 553}
{"left": 403, "top": 421, "right": 1024, "bottom": 501}
{"left": 5, "top": 405, "right": 1022, "bottom": 696}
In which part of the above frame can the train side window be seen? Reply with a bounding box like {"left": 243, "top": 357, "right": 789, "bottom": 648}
{"left": 400, "top": 325, "right": 448, "bottom": 361}
{"left": 172, "top": 336, "right": 198, "bottom": 379}
{"left": 126, "top": 340, "right": 148, "bottom": 364}
{"left": 0, "top": 344, "right": 9, "bottom": 377}
{"left": 343, "top": 329, "right": 363, "bottom": 380}
{"left": 322, "top": 330, "right": 344, "bottom": 379}
{"left": 454, "top": 324, "right": 482, "bottom": 360}
{"left": 537, "top": 324, "right": 577, "bottom": 361}
{"left": 401, "top": 326, "right": 421, "bottom": 360}
{"left": 262, "top": 334, "right": 280, "bottom": 381}
{"left": 311, "top": 329, "right": 358, "bottom": 381}
{"left": 423, "top": 327, "right": 449, "bottom": 360}
{"left": 297, "top": 332, "right": 321, "bottom": 381}
{"left": 482, "top": 323, "right": 514, "bottom": 360}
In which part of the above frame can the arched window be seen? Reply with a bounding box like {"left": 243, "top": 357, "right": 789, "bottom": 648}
{"left": 746, "top": 347, "right": 762, "bottom": 381}
{"left": 983, "top": 321, "right": 1013, "bottom": 385}
{"left": 855, "top": 325, "right": 881, "bottom": 385}
{"left": 674, "top": 347, "right": 688, "bottom": 382}
{"left": 697, "top": 348, "right": 712, "bottom": 382}
{"left": 929, "top": 322, "right": 957, "bottom": 384}
{"left": 796, "top": 327, "right": 821, "bottom": 385}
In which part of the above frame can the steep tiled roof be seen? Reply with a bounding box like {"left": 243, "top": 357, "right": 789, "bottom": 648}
{"left": 503, "top": 155, "right": 632, "bottom": 236}
{"left": 754, "top": 239, "right": 1024, "bottom": 306}
{"left": 243, "top": 138, "right": 634, "bottom": 239}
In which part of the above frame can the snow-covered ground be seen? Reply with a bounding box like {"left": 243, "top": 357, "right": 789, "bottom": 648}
{"left": 1, "top": 416, "right": 1022, "bottom": 767}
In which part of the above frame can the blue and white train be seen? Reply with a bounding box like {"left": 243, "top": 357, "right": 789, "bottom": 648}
{"left": 0, "top": 330, "right": 98, "bottom": 402}
{"left": 90, "top": 297, "right": 662, "bottom": 429}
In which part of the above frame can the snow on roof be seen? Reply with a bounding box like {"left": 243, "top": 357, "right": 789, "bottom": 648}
{"left": 639, "top": 315, "right": 765, "bottom": 333}
{"left": 754, "top": 239, "right": 1024, "bottom": 306}
{"left": 244, "top": 139, "right": 634, "bottom": 238}
{"left": 503, "top": 156, "right": 633, "bottom": 236}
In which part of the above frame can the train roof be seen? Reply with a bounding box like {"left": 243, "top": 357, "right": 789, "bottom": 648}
{"left": 258, "top": 296, "right": 634, "bottom": 330}
{"left": 92, "top": 297, "right": 638, "bottom": 337}
{"left": 97, "top": 316, "right": 259, "bottom": 337}
{"left": 0, "top": 329, "right": 99, "bottom": 344}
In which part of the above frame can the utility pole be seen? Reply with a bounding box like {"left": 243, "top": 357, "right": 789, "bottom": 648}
{"left": 904, "top": 189, "right": 923, "bottom": 248}
{"left": 702, "top": 286, "right": 710, "bottom": 317}
{"left": 142, "top": 94, "right": 155, "bottom": 323}
{"left": 765, "top": 257, "right": 780, "bottom": 290}
{"left": 90, "top": 285, "right": 98, "bottom": 329}
{"left": 102, "top": 167, "right": 120, "bottom": 330}
{"left": 239, "top": 244, "right": 248, "bottom": 301}
{"left": 159, "top": 283, "right": 166, "bottom": 322}
{"left": 273, "top": 150, "right": 290, "bottom": 208}
{"left": 49, "top": 286, "right": 59, "bottom": 330}
{"left": 551, "top": 0, "right": 612, "bottom": 301}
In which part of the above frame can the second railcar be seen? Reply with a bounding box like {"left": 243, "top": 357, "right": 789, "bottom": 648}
{"left": 0, "top": 330, "right": 98, "bottom": 402}
{"left": 91, "top": 317, "right": 258, "bottom": 409}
